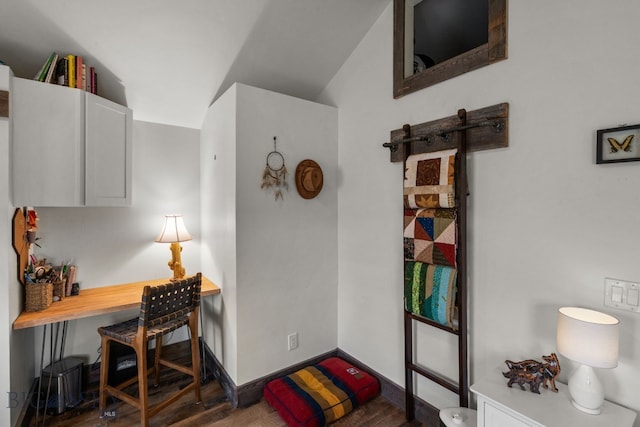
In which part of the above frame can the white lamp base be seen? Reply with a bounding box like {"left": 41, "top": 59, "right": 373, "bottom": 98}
{"left": 568, "top": 365, "right": 604, "bottom": 415}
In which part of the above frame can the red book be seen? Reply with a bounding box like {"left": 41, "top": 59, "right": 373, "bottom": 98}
{"left": 75, "top": 56, "right": 83, "bottom": 89}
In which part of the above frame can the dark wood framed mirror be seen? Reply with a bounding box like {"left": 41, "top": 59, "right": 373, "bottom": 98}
{"left": 393, "top": 0, "right": 507, "bottom": 98}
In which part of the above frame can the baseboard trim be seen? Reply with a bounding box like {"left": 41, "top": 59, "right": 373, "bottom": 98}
{"left": 21, "top": 340, "right": 441, "bottom": 426}
{"left": 15, "top": 378, "right": 37, "bottom": 427}
{"left": 199, "top": 338, "right": 238, "bottom": 407}
{"left": 202, "top": 346, "right": 338, "bottom": 408}
{"left": 336, "top": 349, "right": 441, "bottom": 426}
{"left": 204, "top": 345, "right": 440, "bottom": 425}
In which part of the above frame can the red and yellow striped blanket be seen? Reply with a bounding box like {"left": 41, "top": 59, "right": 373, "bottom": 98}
{"left": 263, "top": 357, "right": 380, "bottom": 427}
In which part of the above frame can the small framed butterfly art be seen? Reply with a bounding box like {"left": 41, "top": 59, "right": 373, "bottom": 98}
{"left": 596, "top": 124, "right": 640, "bottom": 164}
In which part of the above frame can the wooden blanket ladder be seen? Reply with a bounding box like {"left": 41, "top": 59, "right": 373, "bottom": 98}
{"left": 384, "top": 103, "right": 509, "bottom": 422}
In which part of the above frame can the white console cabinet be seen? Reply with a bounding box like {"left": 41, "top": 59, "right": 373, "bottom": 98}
{"left": 471, "top": 372, "right": 636, "bottom": 427}
{"left": 12, "top": 77, "right": 132, "bottom": 206}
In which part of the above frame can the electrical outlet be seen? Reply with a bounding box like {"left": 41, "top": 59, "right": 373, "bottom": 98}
{"left": 287, "top": 332, "right": 298, "bottom": 351}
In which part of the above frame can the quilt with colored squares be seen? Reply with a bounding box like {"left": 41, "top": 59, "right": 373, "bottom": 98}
{"left": 403, "top": 148, "right": 457, "bottom": 209}
{"left": 404, "top": 208, "right": 457, "bottom": 267}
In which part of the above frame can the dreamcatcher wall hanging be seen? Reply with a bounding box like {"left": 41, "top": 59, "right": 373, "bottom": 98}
{"left": 261, "top": 136, "right": 288, "bottom": 200}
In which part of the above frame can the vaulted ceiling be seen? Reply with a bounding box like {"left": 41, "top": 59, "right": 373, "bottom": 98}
{"left": 0, "top": 0, "right": 389, "bottom": 128}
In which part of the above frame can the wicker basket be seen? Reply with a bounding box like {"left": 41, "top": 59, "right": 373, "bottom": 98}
{"left": 52, "top": 280, "right": 66, "bottom": 301}
{"left": 25, "top": 282, "right": 53, "bottom": 312}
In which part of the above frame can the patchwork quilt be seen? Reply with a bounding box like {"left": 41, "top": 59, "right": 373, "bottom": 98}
{"left": 404, "top": 261, "right": 457, "bottom": 329}
{"left": 404, "top": 208, "right": 457, "bottom": 267}
{"left": 403, "top": 149, "right": 457, "bottom": 209}
{"left": 263, "top": 357, "right": 380, "bottom": 427}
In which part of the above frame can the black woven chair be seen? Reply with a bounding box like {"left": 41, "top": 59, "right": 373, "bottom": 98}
{"left": 98, "top": 273, "right": 202, "bottom": 427}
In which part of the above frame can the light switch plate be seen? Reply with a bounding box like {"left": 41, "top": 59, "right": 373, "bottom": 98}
{"left": 605, "top": 278, "right": 640, "bottom": 313}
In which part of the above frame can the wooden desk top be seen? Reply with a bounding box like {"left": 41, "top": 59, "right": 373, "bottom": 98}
{"left": 13, "top": 276, "right": 220, "bottom": 330}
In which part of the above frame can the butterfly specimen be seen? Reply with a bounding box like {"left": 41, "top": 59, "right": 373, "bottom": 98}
{"left": 607, "top": 134, "right": 634, "bottom": 153}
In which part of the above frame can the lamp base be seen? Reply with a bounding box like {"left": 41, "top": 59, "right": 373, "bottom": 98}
{"left": 167, "top": 242, "right": 186, "bottom": 281}
{"left": 571, "top": 399, "right": 601, "bottom": 415}
{"left": 567, "top": 365, "right": 604, "bottom": 415}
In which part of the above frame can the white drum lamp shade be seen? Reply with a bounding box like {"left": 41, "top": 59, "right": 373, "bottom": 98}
{"left": 557, "top": 307, "right": 619, "bottom": 415}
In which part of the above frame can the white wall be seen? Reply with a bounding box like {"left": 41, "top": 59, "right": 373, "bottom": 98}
{"left": 30, "top": 120, "right": 202, "bottom": 365}
{"left": 201, "top": 83, "right": 338, "bottom": 385}
{"left": 200, "top": 84, "right": 238, "bottom": 380}
{"left": 1, "top": 63, "right": 13, "bottom": 427}
{"left": 1, "top": 63, "right": 32, "bottom": 427}
{"left": 318, "top": 0, "right": 640, "bottom": 420}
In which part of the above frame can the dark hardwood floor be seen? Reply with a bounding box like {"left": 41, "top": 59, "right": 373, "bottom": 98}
{"left": 28, "top": 342, "right": 416, "bottom": 427}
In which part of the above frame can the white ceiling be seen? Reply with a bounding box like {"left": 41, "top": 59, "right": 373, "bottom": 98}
{"left": 0, "top": 0, "right": 390, "bottom": 128}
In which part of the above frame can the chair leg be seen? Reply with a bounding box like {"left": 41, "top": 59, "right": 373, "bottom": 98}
{"left": 154, "top": 335, "right": 163, "bottom": 386}
{"left": 136, "top": 341, "right": 150, "bottom": 427}
{"left": 99, "top": 336, "right": 111, "bottom": 415}
{"left": 189, "top": 314, "right": 202, "bottom": 402}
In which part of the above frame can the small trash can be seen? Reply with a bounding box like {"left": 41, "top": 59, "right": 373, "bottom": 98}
{"left": 40, "top": 357, "right": 83, "bottom": 415}
{"left": 439, "top": 407, "right": 477, "bottom": 427}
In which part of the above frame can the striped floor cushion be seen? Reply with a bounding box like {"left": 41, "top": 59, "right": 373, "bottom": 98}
{"left": 263, "top": 357, "right": 380, "bottom": 427}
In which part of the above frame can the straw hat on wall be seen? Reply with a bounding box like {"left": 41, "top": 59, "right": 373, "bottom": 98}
{"left": 295, "top": 159, "right": 323, "bottom": 199}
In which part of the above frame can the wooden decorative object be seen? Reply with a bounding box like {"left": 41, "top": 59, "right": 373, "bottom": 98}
{"left": 12, "top": 208, "right": 29, "bottom": 285}
{"left": 168, "top": 241, "right": 186, "bottom": 281}
{"left": 0, "top": 90, "right": 8, "bottom": 118}
{"left": 393, "top": 0, "right": 507, "bottom": 98}
{"left": 385, "top": 103, "right": 509, "bottom": 163}
{"left": 502, "top": 353, "right": 561, "bottom": 394}
{"left": 295, "top": 159, "right": 323, "bottom": 199}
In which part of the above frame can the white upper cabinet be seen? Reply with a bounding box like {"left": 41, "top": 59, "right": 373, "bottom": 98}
{"left": 12, "top": 77, "right": 132, "bottom": 207}
{"left": 84, "top": 93, "right": 132, "bottom": 206}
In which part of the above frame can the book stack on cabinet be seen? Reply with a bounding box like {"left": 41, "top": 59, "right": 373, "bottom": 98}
{"left": 33, "top": 51, "right": 97, "bottom": 94}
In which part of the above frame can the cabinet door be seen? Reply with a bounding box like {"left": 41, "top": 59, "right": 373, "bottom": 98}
{"left": 12, "top": 78, "right": 85, "bottom": 206}
{"left": 84, "top": 92, "right": 132, "bottom": 206}
{"left": 479, "top": 399, "right": 538, "bottom": 427}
